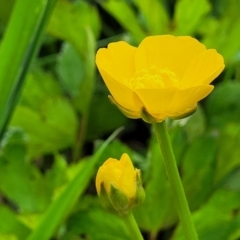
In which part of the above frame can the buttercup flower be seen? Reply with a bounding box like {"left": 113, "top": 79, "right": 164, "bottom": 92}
{"left": 96, "top": 35, "right": 225, "bottom": 122}
{"left": 96, "top": 153, "right": 145, "bottom": 214}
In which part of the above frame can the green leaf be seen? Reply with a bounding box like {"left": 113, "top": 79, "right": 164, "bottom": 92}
{"left": 133, "top": 0, "right": 169, "bottom": 34}
{"left": 0, "top": 0, "right": 15, "bottom": 24}
{"left": 170, "top": 125, "right": 187, "bottom": 165}
{"left": 214, "top": 124, "right": 240, "bottom": 184}
{"left": 56, "top": 40, "right": 96, "bottom": 115}
{"left": 48, "top": 0, "right": 98, "bottom": 113}
{"left": 181, "top": 135, "right": 217, "bottom": 210}
{"left": 45, "top": 153, "right": 68, "bottom": 192}
{"left": 99, "top": 0, "right": 146, "bottom": 43}
{"left": 202, "top": 0, "right": 240, "bottom": 64}
{"left": 182, "top": 107, "right": 206, "bottom": 142}
{"left": 19, "top": 69, "right": 62, "bottom": 109}
{"left": 67, "top": 205, "right": 130, "bottom": 240}
{"left": 223, "top": 168, "right": 240, "bottom": 192}
{"left": 71, "top": 28, "right": 96, "bottom": 114}
{"left": 10, "top": 69, "right": 78, "bottom": 157}
{"left": 0, "top": 128, "right": 51, "bottom": 212}
{"left": 0, "top": 204, "right": 30, "bottom": 240}
{"left": 86, "top": 91, "right": 128, "bottom": 140}
{"left": 206, "top": 82, "right": 240, "bottom": 128}
{"left": 172, "top": 189, "right": 240, "bottom": 240}
{"left": 48, "top": 0, "right": 100, "bottom": 54}
{"left": 173, "top": 0, "right": 211, "bottom": 35}
{"left": 56, "top": 43, "right": 85, "bottom": 98}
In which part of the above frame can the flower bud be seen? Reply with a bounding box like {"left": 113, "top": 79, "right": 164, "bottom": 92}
{"left": 96, "top": 153, "right": 145, "bottom": 215}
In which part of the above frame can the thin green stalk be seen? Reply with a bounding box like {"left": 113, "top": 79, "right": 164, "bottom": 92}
{"left": 152, "top": 121, "right": 198, "bottom": 240}
{"left": 122, "top": 212, "right": 144, "bottom": 240}
{"left": 73, "top": 113, "right": 88, "bottom": 162}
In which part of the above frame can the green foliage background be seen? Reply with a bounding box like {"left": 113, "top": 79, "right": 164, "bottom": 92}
{"left": 0, "top": 0, "right": 240, "bottom": 239}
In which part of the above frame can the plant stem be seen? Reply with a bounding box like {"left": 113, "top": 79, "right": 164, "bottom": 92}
{"left": 152, "top": 121, "right": 198, "bottom": 240}
{"left": 122, "top": 212, "right": 144, "bottom": 240}
{"left": 73, "top": 113, "right": 88, "bottom": 162}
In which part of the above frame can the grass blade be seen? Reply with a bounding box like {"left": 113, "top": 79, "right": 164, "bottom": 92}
{"left": 0, "top": 0, "right": 57, "bottom": 139}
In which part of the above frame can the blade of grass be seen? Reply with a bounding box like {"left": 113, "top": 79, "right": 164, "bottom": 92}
{"left": 0, "top": 0, "right": 57, "bottom": 139}
{"left": 26, "top": 127, "right": 123, "bottom": 240}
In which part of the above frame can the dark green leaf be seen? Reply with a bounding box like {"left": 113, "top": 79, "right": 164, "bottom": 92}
{"left": 172, "top": 189, "right": 240, "bottom": 240}
{"left": 67, "top": 206, "right": 130, "bottom": 240}
{"left": 86, "top": 92, "right": 128, "bottom": 141}
{"left": 181, "top": 135, "right": 217, "bottom": 210}
{"left": 133, "top": 0, "right": 169, "bottom": 34}
{"left": 99, "top": 0, "right": 146, "bottom": 43}
{"left": 206, "top": 82, "right": 240, "bottom": 128}
{"left": 56, "top": 43, "right": 85, "bottom": 98}
{"left": 173, "top": 0, "right": 211, "bottom": 35}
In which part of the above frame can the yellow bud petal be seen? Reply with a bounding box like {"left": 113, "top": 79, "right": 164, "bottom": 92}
{"left": 95, "top": 153, "right": 145, "bottom": 214}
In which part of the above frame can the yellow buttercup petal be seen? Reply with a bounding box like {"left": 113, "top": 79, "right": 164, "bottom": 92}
{"left": 96, "top": 41, "right": 136, "bottom": 81}
{"left": 169, "top": 85, "right": 214, "bottom": 115}
{"left": 181, "top": 49, "right": 225, "bottom": 87}
{"left": 96, "top": 155, "right": 136, "bottom": 197}
{"left": 135, "top": 35, "right": 175, "bottom": 70}
{"left": 135, "top": 85, "right": 213, "bottom": 121}
{"left": 135, "top": 35, "right": 206, "bottom": 79}
{"left": 98, "top": 69, "right": 143, "bottom": 117}
{"left": 135, "top": 88, "right": 177, "bottom": 121}
{"left": 96, "top": 158, "right": 120, "bottom": 194}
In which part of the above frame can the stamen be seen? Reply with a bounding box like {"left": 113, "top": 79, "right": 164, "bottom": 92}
{"left": 125, "top": 66, "right": 179, "bottom": 89}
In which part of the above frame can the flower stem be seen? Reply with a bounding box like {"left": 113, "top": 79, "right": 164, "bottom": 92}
{"left": 152, "top": 121, "right": 198, "bottom": 240}
{"left": 122, "top": 212, "right": 144, "bottom": 240}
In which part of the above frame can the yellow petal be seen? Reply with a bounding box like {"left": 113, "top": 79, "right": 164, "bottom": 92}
{"left": 96, "top": 41, "right": 136, "bottom": 81}
{"left": 98, "top": 69, "right": 143, "bottom": 117}
{"left": 96, "top": 158, "right": 121, "bottom": 194}
{"left": 168, "top": 85, "right": 214, "bottom": 115}
{"left": 135, "top": 88, "right": 178, "bottom": 121}
{"left": 96, "top": 166, "right": 105, "bottom": 195}
{"left": 119, "top": 153, "right": 136, "bottom": 198}
{"left": 181, "top": 49, "right": 225, "bottom": 87}
{"left": 135, "top": 35, "right": 206, "bottom": 79}
{"left": 135, "top": 86, "right": 213, "bottom": 121}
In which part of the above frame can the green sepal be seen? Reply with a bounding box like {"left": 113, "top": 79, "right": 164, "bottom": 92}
{"left": 108, "top": 95, "right": 140, "bottom": 119}
{"left": 141, "top": 108, "right": 160, "bottom": 123}
{"left": 110, "top": 184, "right": 130, "bottom": 215}
{"left": 133, "top": 170, "right": 145, "bottom": 207}
{"left": 98, "top": 182, "right": 117, "bottom": 214}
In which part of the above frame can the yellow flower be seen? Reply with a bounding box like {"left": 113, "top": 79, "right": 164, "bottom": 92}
{"left": 96, "top": 153, "right": 144, "bottom": 214}
{"left": 96, "top": 35, "right": 225, "bottom": 122}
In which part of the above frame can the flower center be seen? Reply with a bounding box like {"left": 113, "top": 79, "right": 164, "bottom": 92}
{"left": 125, "top": 65, "right": 179, "bottom": 89}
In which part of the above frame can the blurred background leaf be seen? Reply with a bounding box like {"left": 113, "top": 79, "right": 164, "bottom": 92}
{"left": 10, "top": 69, "right": 78, "bottom": 157}
{"left": 172, "top": 0, "right": 211, "bottom": 35}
